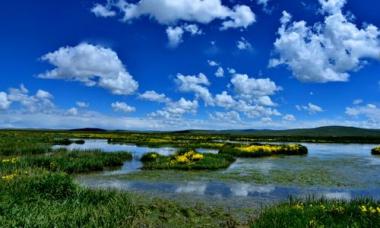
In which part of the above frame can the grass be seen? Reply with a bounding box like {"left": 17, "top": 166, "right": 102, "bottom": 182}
{"left": 250, "top": 198, "right": 380, "bottom": 227}
{"left": 1, "top": 149, "right": 132, "bottom": 174}
{"left": 0, "top": 170, "right": 238, "bottom": 227}
{"left": 219, "top": 143, "right": 308, "bottom": 158}
{"left": 372, "top": 146, "right": 380, "bottom": 155}
{"left": 141, "top": 149, "right": 236, "bottom": 170}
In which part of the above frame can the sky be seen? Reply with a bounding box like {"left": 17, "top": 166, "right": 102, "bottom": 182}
{"left": 0, "top": 0, "right": 380, "bottom": 130}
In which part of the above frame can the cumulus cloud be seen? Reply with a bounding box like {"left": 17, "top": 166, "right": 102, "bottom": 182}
{"left": 166, "top": 24, "right": 202, "bottom": 47}
{"left": 296, "top": 103, "right": 324, "bottom": 114}
{"left": 236, "top": 37, "right": 252, "bottom": 50}
{"left": 214, "top": 91, "right": 237, "bottom": 109}
{"left": 0, "top": 92, "right": 11, "bottom": 110}
{"left": 283, "top": 114, "right": 296, "bottom": 121}
{"left": 215, "top": 66, "right": 224, "bottom": 77}
{"left": 270, "top": 0, "right": 380, "bottom": 83}
{"left": 231, "top": 73, "right": 280, "bottom": 101}
{"left": 7, "top": 85, "right": 55, "bottom": 113}
{"left": 93, "top": 0, "right": 255, "bottom": 30}
{"left": 111, "top": 102, "right": 136, "bottom": 113}
{"left": 345, "top": 103, "right": 380, "bottom": 122}
{"left": 91, "top": 3, "right": 116, "bottom": 17}
{"left": 176, "top": 73, "right": 214, "bottom": 105}
{"left": 139, "top": 90, "right": 170, "bottom": 103}
{"left": 149, "top": 98, "right": 198, "bottom": 119}
{"left": 66, "top": 107, "right": 78, "bottom": 116}
{"left": 39, "top": 43, "right": 138, "bottom": 95}
{"left": 209, "top": 111, "right": 241, "bottom": 123}
{"left": 76, "top": 101, "right": 89, "bottom": 108}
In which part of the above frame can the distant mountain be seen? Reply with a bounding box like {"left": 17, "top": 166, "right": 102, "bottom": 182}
{"left": 69, "top": 128, "right": 107, "bottom": 132}
{"left": 175, "top": 126, "right": 380, "bottom": 137}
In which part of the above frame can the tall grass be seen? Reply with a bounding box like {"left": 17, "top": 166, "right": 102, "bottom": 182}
{"left": 1, "top": 149, "right": 132, "bottom": 174}
{"left": 250, "top": 198, "right": 380, "bottom": 227}
{"left": 0, "top": 170, "right": 237, "bottom": 227}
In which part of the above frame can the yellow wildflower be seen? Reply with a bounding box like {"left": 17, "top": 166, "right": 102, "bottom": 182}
{"left": 1, "top": 174, "right": 16, "bottom": 181}
{"left": 192, "top": 153, "right": 204, "bottom": 161}
{"left": 360, "top": 205, "right": 367, "bottom": 213}
{"left": 369, "top": 206, "right": 376, "bottom": 214}
{"left": 176, "top": 155, "right": 189, "bottom": 164}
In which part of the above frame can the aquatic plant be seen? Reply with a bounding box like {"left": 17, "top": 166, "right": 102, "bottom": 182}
{"left": 219, "top": 143, "right": 308, "bottom": 157}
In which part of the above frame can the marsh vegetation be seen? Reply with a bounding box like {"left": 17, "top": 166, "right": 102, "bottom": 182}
{"left": 1, "top": 130, "right": 380, "bottom": 227}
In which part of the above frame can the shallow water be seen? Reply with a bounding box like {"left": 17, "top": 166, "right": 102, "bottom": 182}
{"left": 69, "top": 140, "right": 380, "bottom": 211}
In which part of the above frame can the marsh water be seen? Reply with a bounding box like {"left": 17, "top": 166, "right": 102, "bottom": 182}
{"left": 58, "top": 140, "right": 380, "bottom": 212}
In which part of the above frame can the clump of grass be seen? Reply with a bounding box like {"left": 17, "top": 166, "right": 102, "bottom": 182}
{"left": 220, "top": 143, "right": 308, "bottom": 158}
{"left": 0, "top": 170, "right": 238, "bottom": 227}
{"left": 251, "top": 198, "right": 380, "bottom": 227}
{"left": 141, "top": 149, "right": 235, "bottom": 170}
{"left": 1, "top": 149, "right": 133, "bottom": 174}
{"left": 372, "top": 146, "right": 380, "bottom": 155}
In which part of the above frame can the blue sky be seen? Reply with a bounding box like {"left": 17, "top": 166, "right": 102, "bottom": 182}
{"left": 0, "top": 0, "right": 380, "bottom": 130}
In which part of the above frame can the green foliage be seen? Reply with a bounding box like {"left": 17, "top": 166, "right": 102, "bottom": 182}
{"left": 251, "top": 198, "right": 380, "bottom": 228}
{"left": 219, "top": 143, "right": 308, "bottom": 158}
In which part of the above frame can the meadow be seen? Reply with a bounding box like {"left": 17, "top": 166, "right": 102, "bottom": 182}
{"left": 1, "top": 129, "right": 380, "bottom": 227}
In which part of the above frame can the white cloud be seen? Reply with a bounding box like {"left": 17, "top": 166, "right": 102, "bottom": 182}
{"left": 139, "top": 90, "right": 170, "bottom": 103}
{"left": 149, "top": 98, "right": 198, "bottom": 119}
{"left": 176, "top": 73, "right": 214, "bottom": 105}
{"left": 166, "top": 24, "right": 202, "bottom": 47}
{"left": 257, "top": 0, "right": 270, "bottom": 7}
{"left": 283, "top": 114, "right": 296, "bottom": 121}
{"left": 319, "top": 0, "right": 346, "bottom": 14}
{"left": 231, "top": 73, "right": 279, "bottom": 101}
{"left": 166, "top": 26, "right": 185, "bottom": 47}
{"left": 270, "top": 1, "right": 380, "bottom": 83}
{"left": 220, "top": 5, "right": 256, "bottom": 30}
{"left": 208, "top": 60, "right": 219, "bottom": 66}
{"left": 76, "top": 101, "right": 89, "bottom": 108}
{"left": 91, "top": 3, "right": 116, "bottom": 17}
{"left": 0, "top": 92, "right": 11, "bottom": 110}
{"left": 94, "top": 0, "right": 255, "bottom": 30}
{"left": 209, "top": 111, "right": 241, "bottom": 123}
{"left": 236, "top": 37, "right": 252, "bottom": 50}
{"left": 111, "top": 102, "right": 136, "bottom": 113}
{"left": 215, "top": 66, "right": 224, "bottom": 77}
{"left": 345, "top": 103, "right": 380, "bottom": 122}
{"left": 297, "top": 103, "right": 324, "bottom": 114}
{"left": 353, "top": 99, "right": 363, "bottom": 105}
{"left": 39, "top": 43, "right": 138, "bottom": 95}
{"left": 7, "top": 85, "right": 55, "bottom": 113}
{"left": 66, "top": 107, "right": 78, "bottom": 116}
{"left": 214, "top": 91, "right": 237, "bottom": 109}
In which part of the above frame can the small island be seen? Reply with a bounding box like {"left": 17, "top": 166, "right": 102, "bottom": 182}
{"left": 140, "top": 149, "right": 235, "bottom": 170}
{"left": 372, "top": 146, "right": 380, "bottom": 155}
{"left": 219, "top": 143, "right": 308, "bottom": 157}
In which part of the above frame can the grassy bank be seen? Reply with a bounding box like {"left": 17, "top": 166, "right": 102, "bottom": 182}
{"left": 0, "top": 170, "right": 237, "bottom": 227}
{"left": 141, "top": 149, "right": 236, "bottom": 170}
{"left": 251, "top": 198, "right": 380, "bottom": 227}
{"left": 220, "top": 143, "right": 308, "bottom": 157}
{"left": 1, "top": 149, "right": 132, "bottom": 174}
